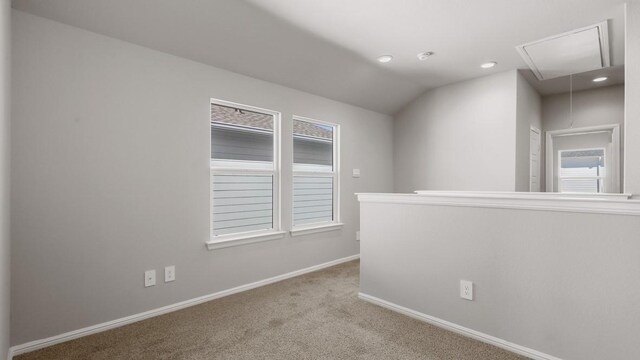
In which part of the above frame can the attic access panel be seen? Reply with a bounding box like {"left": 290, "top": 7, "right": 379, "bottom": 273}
{"left": 516, "top": 22, "right": 610, "bottom": 81}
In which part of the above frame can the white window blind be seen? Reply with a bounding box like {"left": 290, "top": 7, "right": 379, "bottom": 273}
{"left": 210, "top": 100, "right": 280, "bottom": 238}
{"left": 292, "top": 117, "right": 338, "bottom": 227}
{"left": 559, "top": 149, "right": 605, "bottom": 193}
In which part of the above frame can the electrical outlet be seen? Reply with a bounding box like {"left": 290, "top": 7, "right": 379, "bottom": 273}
{"left": 460, "top": 280, "right": 473, "bottom": 300}
{"left": 144, "top": 270, "right": 156, "bottom": 287}
{"left": 356, "top": 230, "right": 360, "bottom": 241}
{"left": 165, "top": 266, "right": 175, "bottom": 282}
{"left": 352, "top": 169, "right": 361, "bottom": 178}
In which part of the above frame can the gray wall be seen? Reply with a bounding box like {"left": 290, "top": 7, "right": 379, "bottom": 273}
{"left": 625, "top": 0, "right": 640, "bottom": 196}
{"left": 542, "top": 85, "right": 625, "bottom": 132}
{"left": 393, "top": 70, "right": 624, "bottom": 195}
{"left": 393, "top": 70, "right": 518, "bottom": 193}
{"left": 515, "top": 72, "right": 542, "bottom": 192}
{"left": 0, "top": 0, "right": 10, "bottom": 357}
{"left": 360, "top": 201, "right": 640, "bottom": 360}
{"left": 10, "top": 10, "right": 394, "bottom": 345}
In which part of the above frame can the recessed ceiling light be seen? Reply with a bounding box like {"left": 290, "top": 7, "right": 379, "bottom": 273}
{"left": 377, "top": 55, "right": 393, "bottom": 63}
{"left": 593, "top": 77, "right": 608, "bottom": 82}
{"left": 417, "top": 51, "right": 435, "bottom": 61}
{"left": 480, "top": 61, "right": 497, "bottom": 69}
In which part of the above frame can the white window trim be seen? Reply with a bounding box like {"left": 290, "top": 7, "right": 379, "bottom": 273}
{"left": 291, "top": 115, "right": 340, "bottom": 235}
{"left": 206, "top": 230, "right": 286, "bottom": 250}
{"left": 208, "top": 98, "right": 282, "bottom": 250}
{"left": 290, "top": 222, "right": 344, "bottom": 237}
{"left": 558, "top": 147, "right": 606, "bottom": 193}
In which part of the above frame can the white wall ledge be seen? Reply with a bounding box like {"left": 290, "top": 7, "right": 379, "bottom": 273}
{"left": 356, "top": 191, "right": 640, "bottom": 216}
{"left": 414, "top": 190, "right": 632, "bottom": 200}
{"left": 290, "top": 223, "right": 344, "bottom": 237}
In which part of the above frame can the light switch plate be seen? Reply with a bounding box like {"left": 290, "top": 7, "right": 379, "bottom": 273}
{"left": 352, "top": 169, "right": 361, "bottom": 178}
{"left": 356, "top": 230, "right": 360, "bottom": 241}
{"left": 460, "top": 280, "right": 473, "bottom": 300}
{"left": 165, "top": 266, "right": 175, "bottom": 282}
{"left": 144, "top": 270, "right": 156, "bottom": 287}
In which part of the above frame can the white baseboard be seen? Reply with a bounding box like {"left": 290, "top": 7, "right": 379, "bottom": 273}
{"left": 358, "top": 293, "right": 562, "bottom": 360}
{"left": 7, "top": 254, "right": 360, "bottom": 359}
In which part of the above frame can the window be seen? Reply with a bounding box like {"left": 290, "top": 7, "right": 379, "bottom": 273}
{"left": 292, "top": 116, "right": 340, "bottom": 232}
{"left": 546, "top": 125, "right": 620, "bottom": 193}
{"left": 209, "top": 99, "right": 281, "bottom": 246}
{"left": 559, "top": 148, "right": 605, "bottom": 193}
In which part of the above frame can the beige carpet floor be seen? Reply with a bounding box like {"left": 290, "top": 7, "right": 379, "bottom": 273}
{"left": 17, "top": 260, "right": 528, "bottom": 359}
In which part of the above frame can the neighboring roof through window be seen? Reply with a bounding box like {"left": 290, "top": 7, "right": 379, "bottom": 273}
{"left": 211, "top": 103, "right": 332, "bottom": 140}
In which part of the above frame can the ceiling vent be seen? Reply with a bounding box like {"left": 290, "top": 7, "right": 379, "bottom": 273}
{"left": 516, "top": 21, "right": 610, "bottom": 81}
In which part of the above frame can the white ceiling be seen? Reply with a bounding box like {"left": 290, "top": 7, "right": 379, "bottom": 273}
{"left": 12, "top": 0, "right": 627, "bottom": 115}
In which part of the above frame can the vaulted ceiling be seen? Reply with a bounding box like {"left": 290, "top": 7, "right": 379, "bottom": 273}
{"left": 12, "top": 0, "right": 627, "bottom": 114}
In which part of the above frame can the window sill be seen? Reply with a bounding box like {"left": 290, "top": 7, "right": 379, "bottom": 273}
{"left": 206, "top": 231, "right": 286, "bottom": 250}
{"left": 290, "top": 223, "right": 344, "bottom": 237}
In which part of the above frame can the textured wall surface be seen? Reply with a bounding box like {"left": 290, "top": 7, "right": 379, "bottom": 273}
{"left": 515, "top": 72, "right": 542, "bottom": 192}
{"left": 10, "top": 10, "right": 394, "bottom": 345}
{"left": 360, "top": 200, "right": 640, "bottom": 360}
{"left": 393, "top": 71, "right": 518, "bottom": 193}
{"left": 0, "top": 0, "right": 10, "bottom": 357}
{"left": 625, "top": 1, "right": 640, "bottom": 195}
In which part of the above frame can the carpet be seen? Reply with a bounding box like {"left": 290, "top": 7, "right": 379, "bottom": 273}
{"left": 16, "top": 260, "right": 528, "bottom": 359}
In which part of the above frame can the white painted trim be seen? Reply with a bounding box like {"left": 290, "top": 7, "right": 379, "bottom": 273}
{"left": 8, "top": 254, "right": 360, "bottom": 359}
{"left": 206, "top": 230, "right": 286, "bottom": 250}
{"left": 414, "top": 190, "right": 631, "bottom": 200}
{"left": 358, "top": 293, "right": 562, "bottom": 360}
{"left": 357, "top": 192, "right": 640, "bottom": 216}
{"left": 290, "top": 222, "right": 344, "bottom": 237}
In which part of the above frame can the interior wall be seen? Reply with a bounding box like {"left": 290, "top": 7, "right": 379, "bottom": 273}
{"left": 393, "top": 70, "right": 518, "bottom": 193}
{"left": 542, "top": 85, "right": 625, "bottom": 132}
{"left": 541, "top": 84, "right": 625, "bottom": 192}
{"left": 360, "top": 201, "right": 640, "bottom": 360}
{"left": 515, "top": 72, "right": 542, "bottom": 192}
{"left": 0, "top": 0, "right": 11, "bottom": 358}
{"left": 10, "top": 10, "right": 394, "bottom": 345}
{"left": 625, "top": 1, "right": 640, "bottom": 196}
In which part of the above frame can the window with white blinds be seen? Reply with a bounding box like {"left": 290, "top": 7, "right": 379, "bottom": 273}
{"left": 559, "top": 149, "right": 605, "bottom": 193}
{"left": 210, "top": 100, "right": 280, "bottom": 239}
{"left": 292, "top": 117, "right": 339, "bottom": 228}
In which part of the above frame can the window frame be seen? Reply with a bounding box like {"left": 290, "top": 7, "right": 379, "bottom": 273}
{"left": 207, "top": 98, "right": 284, "bottom": 250}
{"left": 545, "top": 124, "right": 620, "bottom": 193}
{"left": 558, "top": 147, "right": 606, "bottom": 193}
{"left": 290, "top": 115, "right": 342, "bottom": 236}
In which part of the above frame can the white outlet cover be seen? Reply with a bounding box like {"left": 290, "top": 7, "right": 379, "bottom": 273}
{"left": 460, "top": 280, "right": 473, "bottom": 300}
{"left": 144, "top": 270, "right": 156, "bottom": 287}
{"left": 165, "top": 266, "right": 176, "bottom": 282}
{"left": 356, "top": 230, "right": 360, "bottom": 241}
{"left": 352, "top": 169, "right": 361, "bottom": 178}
